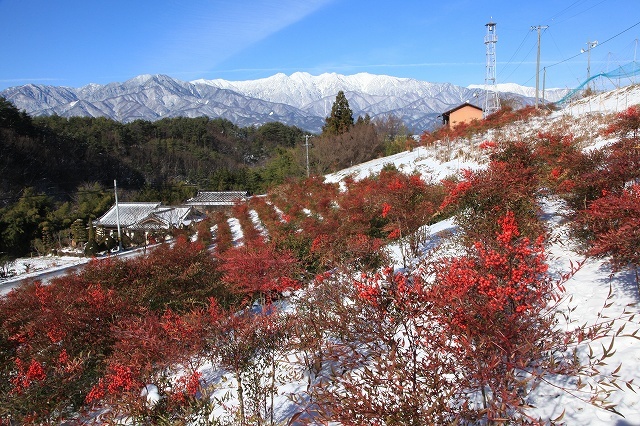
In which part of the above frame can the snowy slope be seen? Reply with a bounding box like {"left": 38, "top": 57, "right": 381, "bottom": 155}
{"left": 555, "top": 83, "right": 640, "bottom": 117}
{"left": 531, "top": 197, "right": 640, "bottom": 425}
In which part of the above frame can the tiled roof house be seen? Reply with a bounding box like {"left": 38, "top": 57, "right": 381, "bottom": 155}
{"left": 131, "top": 206, "right": 199, "bottom": 231}
{"left": 95, "top": 202, "right": 162, "bottom": 229}
{"left": 95, "top": 202, "right": 202, "bottom": 233}
{"left": 185, "top": 191, "right": 247, "bottom": 211}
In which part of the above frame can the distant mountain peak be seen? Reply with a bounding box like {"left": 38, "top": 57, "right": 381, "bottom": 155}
{"left": 1, "top": 72, "right": 565, "bottom": 133}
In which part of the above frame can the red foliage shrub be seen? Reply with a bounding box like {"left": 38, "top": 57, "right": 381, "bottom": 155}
{"left": 562, "top": 138, "right": 640, "bottom": 210}
{"left": 308, "top": 169, "right": 443, "bottom": 268}
{"left": 0, "top": 236, "right": 229, "bottom": 423}
{"left": 213, "top": 210, "right": 234, "bottom": 255}
{"left": 248, "top": 197, "right": 282, "bottom": 241}
{"left": 0, "top": 275, "right": 135, "bottom": 422}
{"left": 604, "top": 105, "right": 640, "bottom": 139}
{"left": 426, "top": 211, "right": 569, "bottom": 422}
{"left": 93, "top": 235, "right": 228, "bottom": 312}
{"left": 85, "top": 307, "right": 210, "bottom": 421}
{"left": 440, "top": 149, "right": 542, "bottom": 244}
{"left": 478, "top": 139, "right": 497, "bottom": 150}
{"left": 305, "top": 266, "right": 456, "bottom": 424}
{"left": 577, "top": 184, "right": 640, "bottom": 287}
{"left": 232, "top": 201, "right": 264, "bottom": 245}
{"left": 220, "top": 240, "right": 302, "bottom": 303}
{"left": 532, "top": 131, "right": 583, "bottom": 194}
{"left": 195, "top": 215, "right": 214, "bottom": 246}
{"left": 258, "top": 170, "right": 444, "bottom": 271}
{"left": 207, "top": 300, "right": 291, "bottom": 424}
{"left": 430, "top": 211, "right": 549, "bottom": 329}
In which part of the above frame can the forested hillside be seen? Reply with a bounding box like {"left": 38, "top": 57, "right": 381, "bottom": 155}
{"left": 1, "top": 93, "right": 412, "bottom": 259}
{"left": 1, "top": 100, "right": 307, "bottom": 259}
{"left": 1, "top": 96, "right": 308, "bottom": 198}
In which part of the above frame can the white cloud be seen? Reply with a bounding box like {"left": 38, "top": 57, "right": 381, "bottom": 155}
{"left": 153, "top": 0, "right": 335, "bottom": 73}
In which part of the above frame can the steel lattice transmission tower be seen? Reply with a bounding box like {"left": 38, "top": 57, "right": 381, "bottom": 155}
{"left": 483, "top": 19, "right": 500, "bottom": 117}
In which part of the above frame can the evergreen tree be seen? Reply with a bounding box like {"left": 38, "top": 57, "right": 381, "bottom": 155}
{"left": 84, "top": 219, "right": 100, "bottom": 256}
{"left": 41, "top": 221, "right": 54, "bottom": 251}
{"left": 0, "top": 188, "right": 52, "bottom": 257}
{"left": 356, "top": 113, "right": 372, "bottom": 125}
{"left": 322, "top": 91, "right": 354, "bottom": 136}
{"left": 71, "top": 218, "right": 88, "bottom": 247}
{"left": 0, "top": 96, "right": 32, "bottom": 133}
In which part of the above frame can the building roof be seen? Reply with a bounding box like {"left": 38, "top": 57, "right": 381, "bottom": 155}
{"left": 186, "top": 191, "right": 247, "bottom": 206}
{"left": 95, "top": 202, "right": 162, "bottom": 228}
{"left": 129, "top": 206, "right": 198, "bottom": 231}
{"left": 95, "top": 203, "right": 202, "bottom": 230}
{"left": 442, "top": 102, "right": 483, "bottom": 116}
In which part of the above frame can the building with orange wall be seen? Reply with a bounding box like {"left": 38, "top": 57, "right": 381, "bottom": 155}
{"left": 441, "top": 103, "right": 484, "bottom": 128}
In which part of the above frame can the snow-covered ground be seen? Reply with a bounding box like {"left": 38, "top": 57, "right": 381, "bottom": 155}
{"left": 557, "top": 84, "right": 640, "bottom": 117}
{"left": 0, "top": 245, "right": 158, "bottom": 295}
{"left": 324, "top": 144, "right": 485, "bottom": 185}
{"left": 532, "top": 197, "right": 640, "bottom": 424}
{"left": 2, "top": 255, "right": 88, "bottom": 279}
{"left": 3, "top": 84, "right": 640, "bottom": 424}
{"left": 0, "top": 255, "right": 90, "bottom": 295}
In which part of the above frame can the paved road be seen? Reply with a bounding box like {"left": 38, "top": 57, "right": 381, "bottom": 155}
{"left": 0, "top": 264, "right": 86, "bottom": 294}
{"left": 0, "top": 246, "right": 152, "bottom": 296}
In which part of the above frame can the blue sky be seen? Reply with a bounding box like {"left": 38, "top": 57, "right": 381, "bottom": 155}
{"left": 1, "top": 0, "right": 638, "bottom": 91}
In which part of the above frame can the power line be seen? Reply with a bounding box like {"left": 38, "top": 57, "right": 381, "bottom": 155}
{"left": 545, "top": 0, "right": 586, "bottom": 22}
{"left": 547, "top": 29, "right": 582, "bottom": 85}
{"left": 500, "top": 38, "right": 538, "bottom": 84}
{"left": 497, "top": 30, "right": 532, "bottom": 82}
{"left": 545, "top": 19, "right": 640, "bottom": 69}
{"left": 544, "top": 0, "right": 609, "bottom": 25}
{"left": 513, "top": 2, "right": 633, "bottom": 87}
{"left": 554, "top": 0, "right": 610, "bottom": 24}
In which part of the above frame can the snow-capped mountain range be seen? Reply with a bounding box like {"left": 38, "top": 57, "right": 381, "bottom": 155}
{"left": 1, "top": 72, "right": 568, "bottom": 133}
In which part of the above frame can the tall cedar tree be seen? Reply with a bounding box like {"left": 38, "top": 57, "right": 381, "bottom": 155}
{"left": 322, "top": 91, "right": 354, "bottom": 136}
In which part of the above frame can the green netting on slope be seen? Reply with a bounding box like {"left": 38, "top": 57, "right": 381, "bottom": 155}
{"left": 556, "top": 62, "right": 640, "bottom": 105}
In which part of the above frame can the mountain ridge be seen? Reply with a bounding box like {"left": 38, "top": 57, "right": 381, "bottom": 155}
{"left": 1, "top": 72, "right": 568, "bottom": 133}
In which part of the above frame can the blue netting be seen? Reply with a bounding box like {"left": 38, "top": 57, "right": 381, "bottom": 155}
{"left": 556, "top": 62, "right": 640, "bottom": 105}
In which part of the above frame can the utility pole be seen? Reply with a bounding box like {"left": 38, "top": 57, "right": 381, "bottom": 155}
{"left": 634, "top": 38, "right": 638, "bottom": 85}
{"left": 531, "top": 25, "right": 548, "bottom": 109}
{"left": 114, "top": 179, "right": 123, "bottom": 252}
{"left": 303, "top": 135, "right": 312, "bottom": 177}
{"left": 581, "top": 40, "right": 598, "bottom": 90}
{"left": 542, "top": 67, "right": 547, "bottom": 105}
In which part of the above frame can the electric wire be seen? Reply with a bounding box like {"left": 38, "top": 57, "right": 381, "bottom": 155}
{"left": 545, "top": 19, "right": 640, "bottom": 69}
{"left": 544, "top": 0, "right": 587, "bottom": 22}
{"left": 497, "top": 30, "right": 532, "bottom": 82}
{"left": 547, "top": 28, "right": 581, "bottom": 85}
{"left": 500, "top": 28, "right": 545, "bottom": 85}
{"left": 551, "top": 0, "right": 610, "bottom": 24}
{"left": 510, "top": 0, "right": 630, "bottom": 86}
